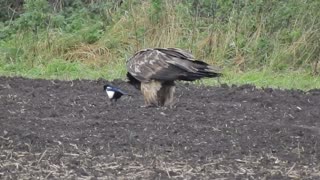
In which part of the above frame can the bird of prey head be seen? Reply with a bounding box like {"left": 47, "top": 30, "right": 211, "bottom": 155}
{"left": 126, "top": 48, "right": 221, "bottom": 107}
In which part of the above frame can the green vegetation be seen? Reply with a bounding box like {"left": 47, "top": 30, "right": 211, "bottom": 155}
{"left": 202, "top": 70, "right": 320, "bottom": 90}
{"left": 0, "top": 0, "right": 319, "bottom": 90}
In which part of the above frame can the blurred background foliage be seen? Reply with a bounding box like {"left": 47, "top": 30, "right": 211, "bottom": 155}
{"left": 0, "top": 0, "right": 319, "bottom": 82}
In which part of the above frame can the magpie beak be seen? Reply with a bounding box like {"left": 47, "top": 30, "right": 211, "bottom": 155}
{"left": 103, "top": 84, "right": 128, "bottom": 102}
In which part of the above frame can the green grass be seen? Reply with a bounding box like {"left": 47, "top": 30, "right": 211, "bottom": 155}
{"left": 1, "top": 59, "right": 319, "bottom": 91}
{"left": 202, "top": 70, "right": 320, "bottom": 90}
{"left": 0, "top": 59, "right": 127, "bottom": 80}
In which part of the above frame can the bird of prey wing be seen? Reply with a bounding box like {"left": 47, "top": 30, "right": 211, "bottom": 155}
{"left": 126, "top": 48, "right": 221, "bottom": 82}
{"left": 127, "top": 48, "right": 185, "bottom": 82}
{"left": 154, "top": 48, "right": 195, "bottom": 59}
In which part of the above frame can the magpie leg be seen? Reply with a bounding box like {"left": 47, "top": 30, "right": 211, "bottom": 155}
{"left": 107, "top": 99, "right": 112, "bottom": 106}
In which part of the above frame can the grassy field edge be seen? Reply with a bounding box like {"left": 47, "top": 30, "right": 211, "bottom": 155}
{"left": 1, "top": 59, "right": 319, "bottom": 90}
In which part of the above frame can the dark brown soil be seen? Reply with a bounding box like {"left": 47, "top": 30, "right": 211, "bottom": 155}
{"left": 1, "top": 76, "right": 320, "bottom": 179}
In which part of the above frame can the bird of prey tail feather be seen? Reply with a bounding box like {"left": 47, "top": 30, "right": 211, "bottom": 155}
{"left": 126, "top": 48, "right": 221, "bottom": 107}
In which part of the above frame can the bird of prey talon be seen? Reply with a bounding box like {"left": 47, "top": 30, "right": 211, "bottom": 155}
{"left": 126, "top": 48, "right": 222, "bottom": 107}
{"left": 103, "top": 84, "right": 129, "bottom": 102}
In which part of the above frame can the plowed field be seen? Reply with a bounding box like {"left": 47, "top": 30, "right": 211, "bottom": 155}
{"left": 1, "top": 77, "right": 320, "bottom": 179}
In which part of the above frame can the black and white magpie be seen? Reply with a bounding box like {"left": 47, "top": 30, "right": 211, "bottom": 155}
{"left": 103, "top": 84, "right": 129, "bottom": 101}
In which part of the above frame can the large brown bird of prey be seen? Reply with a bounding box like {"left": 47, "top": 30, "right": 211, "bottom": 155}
{"left": 126, "top": 48, "right": 221, "bottom": 107}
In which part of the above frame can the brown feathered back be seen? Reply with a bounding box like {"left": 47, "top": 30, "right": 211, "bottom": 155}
{"left": 126, "top": 48, "right": 221, "bottom": 83}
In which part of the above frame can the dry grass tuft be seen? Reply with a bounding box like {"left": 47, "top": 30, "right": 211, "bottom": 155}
{"left": 64, "top": 44, "right": 112, "bottom": 66}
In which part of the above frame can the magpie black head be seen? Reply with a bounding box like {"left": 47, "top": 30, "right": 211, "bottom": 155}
{"left": 103, "top": 84, "right": 110, "bottom": 91}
